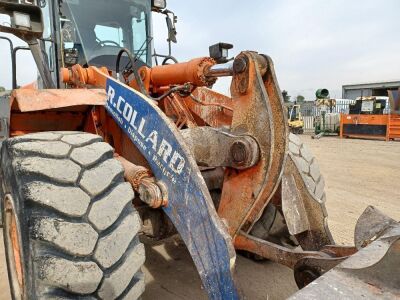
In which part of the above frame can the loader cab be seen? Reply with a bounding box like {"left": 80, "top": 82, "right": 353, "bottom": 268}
{"left": 59, "top": 0, "right": 153, "bottom": 70}
{"left": 0, "top": 0, "right": 172, "bottom": 88}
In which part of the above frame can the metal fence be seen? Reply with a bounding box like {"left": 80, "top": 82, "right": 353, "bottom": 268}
{"left": 300, "top": 100, "right": 355, "bottom": 134}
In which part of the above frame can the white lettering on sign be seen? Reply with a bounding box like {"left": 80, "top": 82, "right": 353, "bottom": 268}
{"left": 106, "top": 85, "right": 186, "bottom": 179}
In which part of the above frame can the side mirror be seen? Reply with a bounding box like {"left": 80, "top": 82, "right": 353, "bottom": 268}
{"left": 164, "top": 10, "right": 177, "bottom": 43}
{"left": 0, "top": 1, "right": 54, "bottom": 89}
{"left": 0, "top": 1, "right": 43, "bottom": 41}
{"left": 152, "top": 0, "right": 167, "bottom": 11}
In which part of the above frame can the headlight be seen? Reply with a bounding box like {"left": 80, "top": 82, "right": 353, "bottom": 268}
{"left": 152, "top": 0, "right": 167, "bottom": 10}
{"left": 209, "top": 43, "right": 233, "bottom": 64}
{"left": 13, "top": 11, "right": 31, "bottom": 29}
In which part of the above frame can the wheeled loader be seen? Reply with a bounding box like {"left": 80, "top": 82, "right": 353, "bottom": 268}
{"left": 0, "top": 1, "right": 398, "bottom": 299}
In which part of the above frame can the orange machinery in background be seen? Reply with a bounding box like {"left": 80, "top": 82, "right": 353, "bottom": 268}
{"left": 340, "top": 90, "right": 400, "bottom": 141}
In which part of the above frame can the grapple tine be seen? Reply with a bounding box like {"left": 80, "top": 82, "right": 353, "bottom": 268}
{"left": 354, "top": 205, "right": 398, "bottom": 250}
{"left": 290, "top": 214, "right": 400, "bottom": 299}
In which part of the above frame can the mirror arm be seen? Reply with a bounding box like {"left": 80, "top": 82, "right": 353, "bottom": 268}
{"left": 0, "top": 36, "right": 13, "bottom": 60}
{"left": 28, "top": 39, "right": 55, "bottom": 89}
{"left": 0, "top": 36, "right": 14, "bottom": 86}
{"left": 11, "top": 46, "right": 30, "bottom": 89}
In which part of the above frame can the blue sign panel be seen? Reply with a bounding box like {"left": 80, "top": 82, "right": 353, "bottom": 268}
{"left": 105, "top": 78, "right": 239, "bottom": 300}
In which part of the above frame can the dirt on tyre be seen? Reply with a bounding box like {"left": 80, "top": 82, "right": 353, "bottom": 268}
{"left": 0, "top": 132, "right": 145, "bottom": 299}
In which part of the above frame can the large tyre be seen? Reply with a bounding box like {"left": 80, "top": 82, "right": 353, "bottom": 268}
{"left": 1, "top": 132, "right": 145, "bottom": 299}
{"left": 287, "top": 133, "right": 327, "bottom": 204}
{"left": 251, "top": 133, "right": 328, "bottom": 246}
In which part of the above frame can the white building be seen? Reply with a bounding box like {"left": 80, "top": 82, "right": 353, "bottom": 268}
{"left": 342, "top": 80, "right": 400, "bottom": 100}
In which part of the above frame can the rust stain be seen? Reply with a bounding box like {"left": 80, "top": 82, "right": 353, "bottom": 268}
{"left": 218, "top": 52, "right": 287, "bottom": 237}
{"left": 10, "top": 208, "right": 24, "bottom": 291}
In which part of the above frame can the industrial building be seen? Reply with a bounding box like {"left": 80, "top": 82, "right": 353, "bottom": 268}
{"left": 342, "top": 80, "right": 400, "bottom": 99}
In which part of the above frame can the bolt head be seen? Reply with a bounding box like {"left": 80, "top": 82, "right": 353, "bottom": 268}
{"left": 230, "top": 141, "right": 248, "bottom": 164}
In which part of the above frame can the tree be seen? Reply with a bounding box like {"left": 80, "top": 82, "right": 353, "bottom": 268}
{"left": 282, "top": 90, "right": 291, "bottom": 102}
{"left": 0, "top": 86, "right": 5, "bottom": 92}
{"left": 296, "top": 95, "right": 305, "bottom": 103}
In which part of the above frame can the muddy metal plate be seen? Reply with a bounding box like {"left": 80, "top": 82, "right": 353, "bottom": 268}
{"left": 105, "top": 78, "right": 239, "bottom": 300}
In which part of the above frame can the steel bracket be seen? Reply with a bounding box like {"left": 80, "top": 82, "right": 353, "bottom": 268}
{"left": 181, "top": 126, "right": 259, "bottom": 169}
{"left": 218, "top": 52, "right": 288, "bottom": 236}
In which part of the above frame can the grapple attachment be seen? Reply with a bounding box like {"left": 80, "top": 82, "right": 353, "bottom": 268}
{"left": 291, "top": 206, "right": 400, "bottom": 299}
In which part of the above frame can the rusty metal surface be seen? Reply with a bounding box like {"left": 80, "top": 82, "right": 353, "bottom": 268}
{"left": 164, "top": 94, "right": 197, "bottom": 129}
{"left": 234, "top": 231, "right": 329, "bottom": 269}
{"left": 184, "top": 87, "right": 233, "bottom": 127}
{"left": 290, "top": 223, "right": 400, "bottom": 299}
{"left": 354, "top": 205, "right": 398, "bottom": 249}
{"left": 189, "top": 93, "right": 233, "bottom": 112}
{"left": 320, "top": 245, "right": 357, "bottom": 257}
{"left": 138, "top": 178, "right": 168, "bottom": 209}
{"left": 218, "top": 52, "right": 288, "bottom": 237}
{"left": 11, "top": 89, "right": 106, "bottom": 112}
{"left": 116, "top": 155, "right": 167, "bottom": 208}
{"left": 243, "top": 55, "right": 289, "bottom": 231}
{"left": 116, "top": 155, "right": 151, "bottom": 189}
{"left": 181, "top": 127, "right": 259, "bottom": 169}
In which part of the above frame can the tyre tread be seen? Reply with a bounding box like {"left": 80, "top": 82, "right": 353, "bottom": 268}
{"left": 1, "top": 132, "right": 145, "bottom": 299}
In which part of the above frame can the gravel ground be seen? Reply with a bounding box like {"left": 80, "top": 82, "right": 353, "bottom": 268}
{"left": 1, "top": 136, "right": 399, "bottom": 299}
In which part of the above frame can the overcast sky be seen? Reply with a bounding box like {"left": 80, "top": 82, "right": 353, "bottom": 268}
{"left": 1, "top": 0, "right": 399, "bottom": 99}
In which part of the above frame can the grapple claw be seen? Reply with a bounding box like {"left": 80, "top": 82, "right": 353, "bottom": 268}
{"left": 291, "top": 214, "right": 400, "bottom": 299}
{"left": 354, "top": 205, "right": 398, "bottom": 250}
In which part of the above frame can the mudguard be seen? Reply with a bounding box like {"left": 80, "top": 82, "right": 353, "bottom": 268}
{"left": 105, "top": 77, "right": 239, "bottom": 299}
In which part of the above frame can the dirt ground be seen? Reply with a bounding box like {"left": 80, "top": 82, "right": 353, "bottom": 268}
{"left": 0, "top": 136, "right": 399, "bottom": 299}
